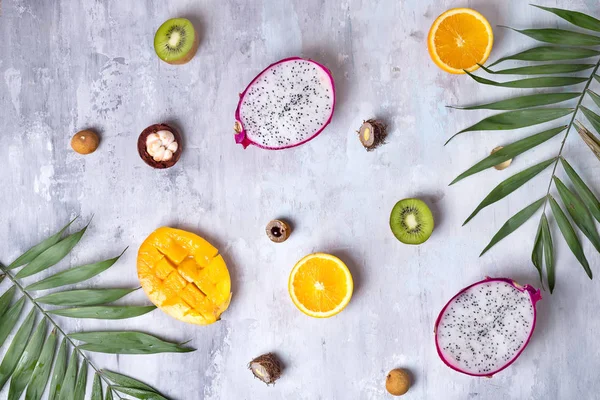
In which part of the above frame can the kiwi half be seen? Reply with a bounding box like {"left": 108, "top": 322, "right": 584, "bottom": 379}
{"left": 389, "top": 198, "right": 434, "bottom": 245}
{"left": 154, "top": 18, "right": 199, "bottom": 65}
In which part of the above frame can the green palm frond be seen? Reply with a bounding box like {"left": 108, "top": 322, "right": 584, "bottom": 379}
{"left": 448, "top": 5, "right": 600, "bottom": 293}
{"left": 0, "top": 219, "right": 189, "bottom": 399}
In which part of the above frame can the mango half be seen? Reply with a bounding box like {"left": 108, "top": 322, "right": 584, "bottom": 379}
{"left": 137, "top": 227, "right": 231, "bottom": 325}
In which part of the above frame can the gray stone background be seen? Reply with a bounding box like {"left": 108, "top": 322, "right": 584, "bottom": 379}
{"left": 1, "top": 0, "right": 600, "bottom": 399}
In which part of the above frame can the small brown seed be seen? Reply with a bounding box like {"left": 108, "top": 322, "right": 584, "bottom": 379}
{"left": 71, "top": 130, "right": 99, "bottom": 155}
{"left": 248, "top": 353, "right": 282, "bottom": 385}
{"left": 266, "top": 220, "right": 291, "bottom": 243}
{"left": 491, "top": 146, "right": 512, "bottom": 170}
{"left": 358, "top": 119, "right": 387, "bottom": 151}
{"left": 386, "top": 368, "right": 410, "bottom": 396}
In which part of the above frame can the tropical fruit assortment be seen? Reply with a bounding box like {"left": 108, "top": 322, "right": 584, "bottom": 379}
{"left": 434, "top": 278, "right": 541, "bottom": 377}
{"left": 234, "top": 57, "right": 336, "bottom": 149}
{"left": 137, "top": 227, "right": 231, "bottom": 325}
{"left": 47, "top": 2, "right": 600, "bottom": 395}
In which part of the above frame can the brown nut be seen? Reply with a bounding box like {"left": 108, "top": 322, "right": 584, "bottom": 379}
{"left": 248, "top": 353, "right": 282, "bottom": 385}
{"left": 138, "top": 123, "right": 182, "bottom": 169}
{"left": 358, "top": 119, "right": 387, "bottom": 151}
{"left": 71, "top": 130, "right": 99, "bottom": 154}
{"left": 266, "top": 220, "right": 291, "bottom": 243}
{"left": 386, "top": 368, "right": 410, "bottom": 396}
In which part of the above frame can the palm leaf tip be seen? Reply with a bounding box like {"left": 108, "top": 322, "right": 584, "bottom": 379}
{"left": 532, "top": 5, "right": 600, "bottom": 33}
{"left": 480, "top": 197, "right": 546, "bottom": 256}
{"left": 549, "top": 196, "right": 593, "bottom": 279}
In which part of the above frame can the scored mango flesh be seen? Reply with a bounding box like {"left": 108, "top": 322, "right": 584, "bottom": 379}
{"left": 137, "top": 227, "right": 231, "bottom": 325}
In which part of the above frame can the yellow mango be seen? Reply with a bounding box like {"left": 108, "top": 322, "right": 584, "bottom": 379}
{"left": 137, "top": 227, "right": 232, "bottom": 325}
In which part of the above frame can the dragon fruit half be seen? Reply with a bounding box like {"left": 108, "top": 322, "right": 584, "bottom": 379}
{"left": 434, "top": 277, "right": 542, "bottom": 377}
{"left": 234, "top": 57, "right": 335, "bottom": 150}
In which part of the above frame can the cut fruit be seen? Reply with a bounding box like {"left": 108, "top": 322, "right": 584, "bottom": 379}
{"left": 427, "top": 8, "right": 493, "bottom": 74}
{"left": 390, "top": 198, "right": 434, "bottom": 245}
{"left": 435, "top": 277, "right": 541, "bottom": 377}
{"left": 288, "top": 253, "right": 353, "bottom": 318}
{"left": 234, "top": 57, "right": 335, "bottom": 150}
{"left": 154, "top": 18, "right": 199, "bottom": 65}
{"left": 137, "top": 227, "right": 231, "bottom": 325}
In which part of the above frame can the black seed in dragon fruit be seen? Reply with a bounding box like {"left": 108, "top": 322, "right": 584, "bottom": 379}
{"left": 434, "top": 277, "right": 541, "bottom": 377}
{"left": 234, "top": 57, "right": 335, "bottom": 150}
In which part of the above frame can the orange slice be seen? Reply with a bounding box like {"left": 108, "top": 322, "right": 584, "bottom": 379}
{"left": 427, "top": 8, "right": 493, "bottom": 74}
{"left": 288, "top": 253, "right": 353, "bottom": 318}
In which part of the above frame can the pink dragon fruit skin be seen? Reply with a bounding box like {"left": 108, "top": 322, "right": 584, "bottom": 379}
{"left": 234, "top": 57, "right": 336, "bottom": 150}
{"left": 434, "top": 277, "right": 542, "bottom": 377}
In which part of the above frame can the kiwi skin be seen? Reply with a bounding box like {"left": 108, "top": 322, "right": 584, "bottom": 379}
{"left": 154, "top": 18, "right": 199, "bottom": 65}
{"left": 389, "top": 198, "right": 434, "bottom": 245}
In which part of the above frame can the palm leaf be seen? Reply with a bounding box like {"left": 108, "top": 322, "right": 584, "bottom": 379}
{"left": 105, "top": 389, "right": 114, "bottom": 400}
{"left": 91, "top": 373, "right": 103, "bottom": 400}
{"left": 549, "top": 196, "right": 592, "bottom": 278}
{"left": 463, "top": 158, "right": 556, "bottom": 225}
{"left": 588, "top": 90, "right": 600, "bottom": 109}
{"left": 450, "top": 126, "right": 565, "bottom": 184}
{"left": 0, "top": 309, "right": 37, "bottom": 390}
{"left": 36, "top": 288, "right": 138, "bottom": 306}
{"left": 0, "top": 285, "right": 16, "bottom": 317}
{"left": 488, "top": 46, "right": 600, "bottom": 67}
{"left": 69, "top": 331, "right": 195, "bottom": 354}
{"left": 58, "top": 352, "right": 78, "bottom": 400}
{"left": 480, "top": 197, "right": 546, "bottom": 256}
{"left": 73, "top": 361, "right": 87, "bottom": 400}
{"left": 554, "top": 176, "right": 600, "bottom": 253}
{"left": 0, "top": 297, "right": 26, "bottom": 347}
{"left": 448, "top": 93, "right": 581, "bottom": 110}
{"left": 541, "top": 215, "right": 555, "bottom": 293}
{"left": 25, "top": 329, "right": 57, "bottom": 400}
{"left": 580, "top": 106, "right": 600, "bottom": 134}
{"left": 464, "top": 71, "right": 587, "bottom": 89}
{"left": 112, "top": 386, "right": 169, "bottom": 400}
{"left": 8, "top": 217, "right": 77, "bottom": 269}
{"left": 26, "top": 248, "right": 127, "bottom": 291}
{"left": 532, "top": 216, "right": 545, "bottom": 288}
{"left": 102, "top": 370, "right": 160, "bottom": 392}
{"left": 533, "top": 5, "right": 600, "bottom": 32}
{"left": 49, "top": 305, "right": 156, "bottom": 320}
{"left": 479, "top": 63, "right": 594, "bottom": 75}
{"left": 500, "top": 26, "right": 600, "bottom": 46}
{"left": 560, "top": 157, "right": 600, "bottom": 223}
{"left": 8, "top": 318, "right": 48, "bottom": 400}
{"left": 47, "top": 339, "right": 67, "bottom": 400}
{"left": 446, "top": 109, "right": 572, "bottom": 144}
{"left": 16, "top": 222, "right": 89, "bottom": 279}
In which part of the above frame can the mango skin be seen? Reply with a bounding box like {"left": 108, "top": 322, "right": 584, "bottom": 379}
{"left": 137, "top": 227, "right": 232, "bottom": 325}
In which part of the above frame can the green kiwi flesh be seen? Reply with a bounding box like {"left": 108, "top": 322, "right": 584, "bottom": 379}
{"left": 389, "top": 198, "right": 434, "bottom": 245}
{"left": 154, "top": 18, "right": 197, "bottom": 64}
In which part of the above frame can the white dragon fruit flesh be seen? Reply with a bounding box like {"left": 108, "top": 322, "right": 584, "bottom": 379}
{"left": 434, "top": 277, "right": 541, "bottom": 377}
{"left": 234, "top": 57, "right": 335, "bottom": 150}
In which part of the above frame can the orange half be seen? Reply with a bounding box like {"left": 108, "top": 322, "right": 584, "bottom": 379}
{"left": 288, "top": 253, "right": 353, "bottom": 318}
{"left": 427, "top": 8, "right": 494, "bottom": 74}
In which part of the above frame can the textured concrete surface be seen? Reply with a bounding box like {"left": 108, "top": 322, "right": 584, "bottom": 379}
{"left": 1, "top": 0, "right": 600, "bottom": 399}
